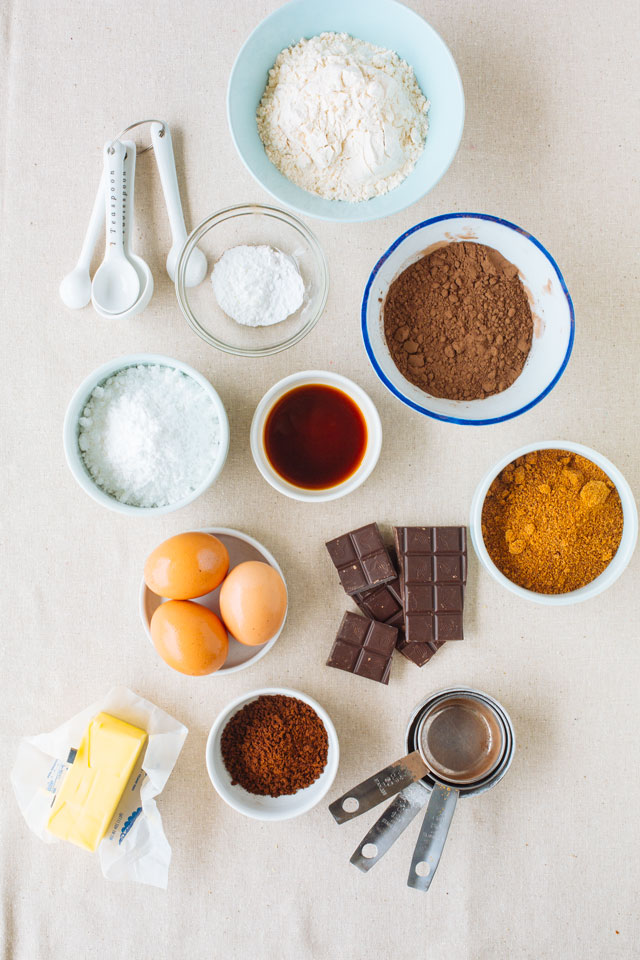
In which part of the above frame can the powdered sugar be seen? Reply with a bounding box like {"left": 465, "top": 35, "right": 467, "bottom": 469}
{"left": 257, "top": 32, "right": 429, "bottom": 202}
{"left": 78, "top": 365, "right": 221, "bottom": 508}
{"left": 211, "top": 245, "right": 304, "bottom": 326}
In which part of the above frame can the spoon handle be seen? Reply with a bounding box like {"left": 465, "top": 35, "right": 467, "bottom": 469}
{"left": 329, "top": 750, "right": 429, "bottom": 824}
{"left": 77, "top": 169, "right": 106, "bottom": 271}
{"left": 121, "top": 140, "right": 137, "bottom": 253}
{"left": 407, "top": 782, "right": 458, "bottom": 892}
{"left": 150, "top": 123, "right": 187, "bottom": 242}
{"left": 103, "top": 140, "right": 127, "bottom": 256}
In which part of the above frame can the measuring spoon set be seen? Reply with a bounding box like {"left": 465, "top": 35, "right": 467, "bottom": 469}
{"left": 59, "top": 121, "right": 206, "bottom": 318}
{"left": 329, "top": 687, "right": 515, "bottom": 892}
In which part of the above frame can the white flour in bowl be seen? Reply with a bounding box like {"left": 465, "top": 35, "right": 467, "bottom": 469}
{"left": 257, "top": 32, "right": 429, "bottom": 202}
{"left": 78, "top": 365, "right": 221, "bottom": 508}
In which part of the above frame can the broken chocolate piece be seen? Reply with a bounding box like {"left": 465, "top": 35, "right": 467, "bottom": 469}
{"left": 352, "top": 578, "right": 404, "bottom": 629}
{"left": 326, "top": 523, "right": 396, "bottom": 595}
{"left": 326, "top": 611, "right": 397, "bottom": 685}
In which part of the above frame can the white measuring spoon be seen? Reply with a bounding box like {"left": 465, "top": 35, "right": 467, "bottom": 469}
{"left": 91, "top": 140, "right": 140, "bottom": 313}
{"left": 93, "top": 141, "right": 154, "bottom": 319}
{"left": 150, "top": 121, "right": 207, "bottom": 286}
{"left": 59, "top": 168, "right": 105, "bottom": 309}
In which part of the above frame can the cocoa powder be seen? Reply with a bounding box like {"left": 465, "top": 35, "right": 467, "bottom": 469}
{"left": 383, "top": 241, "right": 533, "bottom": 401}
{"left": 220, "top": 694, "right": 329, "bottom": 797}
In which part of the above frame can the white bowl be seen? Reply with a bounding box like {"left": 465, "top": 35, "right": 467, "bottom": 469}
{"left": 63, "top": 354, "right": 230, "bottom": 516}
{"left": 139, "top": 527, "right": 287, "bottom": 675}
{"left": 362, "top": 213, "right": 575, "bottom": 425}
{"left": 469, "top": 441, "right": 638, "bottom": 605}
{"left": 227, "top": 0, "right": 464, "bottom": 223}
{"left": 206, "top": 687, "right": 339, "bottom": 820}
{"left": 250, "top": 370, "right": 382, "bottom": 502}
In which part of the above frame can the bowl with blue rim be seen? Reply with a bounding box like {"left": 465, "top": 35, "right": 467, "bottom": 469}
{"left": 361, "top": 212, "right": 575, "bottom": 425}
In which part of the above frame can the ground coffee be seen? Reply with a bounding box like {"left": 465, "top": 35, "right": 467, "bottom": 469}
{"left": 220, "top": 694, "right": 329, "bottom": 797}
{"left": 383, "top": 241, "right": 533, "bottom": 401}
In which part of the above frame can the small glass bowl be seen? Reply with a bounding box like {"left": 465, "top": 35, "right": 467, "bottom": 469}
{"left": 175, "top": 203, "right": 329, "bottom": 357}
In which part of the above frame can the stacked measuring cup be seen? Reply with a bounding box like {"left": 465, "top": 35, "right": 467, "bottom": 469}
{"left": 59, "top": 121, "right": 206, "bottom": 319}
{"left": 329, "top": 687, "right": 515, "bottom": 892}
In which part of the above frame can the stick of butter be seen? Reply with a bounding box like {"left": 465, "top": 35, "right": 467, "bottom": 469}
{"left": 47, "top": 712, "right": 147, "bottom": 852}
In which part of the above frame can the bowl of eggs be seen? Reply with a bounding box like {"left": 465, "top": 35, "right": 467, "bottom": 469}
{"left": 140, "top": 528, "right": 288, "bottom": 676}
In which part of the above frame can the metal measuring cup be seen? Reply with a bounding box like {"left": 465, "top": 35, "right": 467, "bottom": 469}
{"left": 330, "top": 687, "right": 515, "bottom": 891}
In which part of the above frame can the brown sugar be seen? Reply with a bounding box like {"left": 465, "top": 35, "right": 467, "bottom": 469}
{"left": 481, "top": 450, "right": 624, "bottom": 594}
{"left": 383, "top": 241, "right": 533, "bottom": 401}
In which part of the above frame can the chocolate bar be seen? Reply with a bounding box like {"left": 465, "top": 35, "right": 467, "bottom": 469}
{"left": 353, "top": 578, "right": 404, "bottom": 629}
{"left": 325, "top": 523, "right": 396, "bottom": 595}
{"left": 326, "top": 611, "right": 397, "bottom": 685}
{"left": 394, "top": 527, "right": 467, "bottom": 655}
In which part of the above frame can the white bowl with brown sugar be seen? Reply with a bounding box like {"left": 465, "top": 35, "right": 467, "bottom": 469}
{"left": 469, "top": 441, "right": 638, "bottom": 605}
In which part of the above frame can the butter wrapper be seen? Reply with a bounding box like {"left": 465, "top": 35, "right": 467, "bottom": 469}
{"left": 10, "top": 686, "right": 188, "bottom": 889}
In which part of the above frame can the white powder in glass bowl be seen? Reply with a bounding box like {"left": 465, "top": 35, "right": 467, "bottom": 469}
{"left": 211, "top": 244, "right": 305, "bottom": 326}
{"left": 257, "top": 32, "right": 429, "bottom": 202}
{"left": 78, "top": 365, "right": 221, "bottom": 508}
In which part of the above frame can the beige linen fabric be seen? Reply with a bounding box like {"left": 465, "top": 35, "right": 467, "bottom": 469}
{"left": 1, "top": 1, "right": 639, "bottom": 958}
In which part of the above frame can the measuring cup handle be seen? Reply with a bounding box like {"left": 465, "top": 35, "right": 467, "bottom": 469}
{"left": 103, "top": 140, "right": 127, "bottom": 254}
{"left": 328, "top": 750, "right": 428, "bottom": 824}
{"left": 407, "top": 782, "right": 458, "bottom": 892}
{"left": 350, "top": 780, "right": 429, "bottom": 873}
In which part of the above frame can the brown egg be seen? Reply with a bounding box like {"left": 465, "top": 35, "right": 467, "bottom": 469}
{"left": 150, "top": 600, "right": 229, "bottom": 675}
{"left": 144, "top": 532, "right": 229, "bottom": 599}
{"left": 219, "top": 561, "right": 287, "bottom": 646}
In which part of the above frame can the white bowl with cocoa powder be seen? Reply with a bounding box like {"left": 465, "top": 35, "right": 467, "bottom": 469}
{"left": 362, "top": 213, "right": 575, "bottom": 425}
{"left": 469, "top": 441, "right": 638, "bottom": 605}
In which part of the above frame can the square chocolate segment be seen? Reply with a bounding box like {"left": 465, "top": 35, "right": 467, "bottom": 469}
{"left": 326, "top": 611, "right": 397, "bottom": 685}
{"left": 394, "top": 526, "right": 467, "bottom": 650}
{"left": 352, "top": 578, "right": 404, "bottom": 629}
{"left": 397, "top": 637, "right": 446, "bottom": 667}
{"left": 326, "top": 523, "right": 396, "bottom": 595}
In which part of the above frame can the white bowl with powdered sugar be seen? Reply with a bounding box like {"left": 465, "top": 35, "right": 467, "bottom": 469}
{"left": 63, "top": 354, "right": 230, "bottom": 516}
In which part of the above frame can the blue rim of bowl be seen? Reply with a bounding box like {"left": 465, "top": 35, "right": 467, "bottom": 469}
{"left": 226, "top": 1, "right": 465, "bottom": 224}
{"left": 361, "top": 212, "right": 576, "bottom": 425}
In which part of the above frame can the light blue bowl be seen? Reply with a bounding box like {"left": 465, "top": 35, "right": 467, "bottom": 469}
{"left": 227, "top": 0, "right": 464, "bottom": 223}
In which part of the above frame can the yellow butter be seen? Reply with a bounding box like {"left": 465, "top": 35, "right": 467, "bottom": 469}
{"left": 47, "top": 712, "right": 147, "bottom": 852}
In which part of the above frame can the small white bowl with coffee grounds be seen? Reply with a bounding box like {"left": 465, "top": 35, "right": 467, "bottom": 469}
{"left": 362, "top": 212, "right": 575, "bottom": 425}
{"left": 63, "top": 354, "right": 229, "bottom": 515}
{"left": 206, "top": 687, "right": 339, "bottom": 821}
